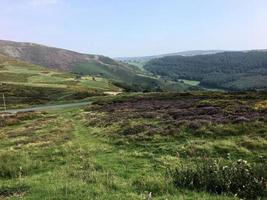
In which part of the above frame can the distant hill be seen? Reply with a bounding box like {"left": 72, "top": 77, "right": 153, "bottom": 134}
{"left": 0, "top": 40, "right": 141, "bottom": 80}
{"left": 144, "top": 51, "right": 267, "bottom": 91}
{"left": 115, "top": 50, "right": 225, "bottom": 70}
{"left": 0, "top": 40, "right": 194, "bottom": 92}
{"left": 116, "top": 50, "right": 225, "bottom": 62}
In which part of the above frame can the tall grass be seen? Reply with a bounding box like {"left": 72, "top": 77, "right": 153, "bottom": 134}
{"left": 171, "top": 159, "right": 266, "bottom": 199}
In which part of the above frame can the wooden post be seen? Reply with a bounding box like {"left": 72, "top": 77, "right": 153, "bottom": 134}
{"left": 3, "top": 93, "right": 6, "bottom": 111}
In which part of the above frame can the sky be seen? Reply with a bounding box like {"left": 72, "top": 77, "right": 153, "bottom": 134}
{"left": 0, "top": 0, "right": 267, "bottom": 57}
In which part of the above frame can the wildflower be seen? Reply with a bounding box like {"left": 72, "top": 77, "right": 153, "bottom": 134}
{"left": 227, "top": 153, "right": 231, "bottom": 159}
{"left": 147, "top": 192, "right": 152, "bottom": 200}
{"left": 222, "top": 166, "right": 228, "bottom": 170}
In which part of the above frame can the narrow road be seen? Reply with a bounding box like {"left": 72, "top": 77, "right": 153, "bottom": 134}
{"left": 0, "top": 101, "right": 91, "bottom": 114}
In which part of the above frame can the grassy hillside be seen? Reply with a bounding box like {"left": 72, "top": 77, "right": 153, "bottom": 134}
{"left": 0, "top": 54, "right": 120, "bottom": 109}
{"left": 0, "top": 40, "right": 130, "bottom": 72}
{"left": 144, "top": 51, "right": 267, "bottom": 91}
{"left": 0, "top": 92, "right": 266, "bottom": 199}
{"left": 0, "top": 40, "right": 141, "bottom": 82}
{"left": 0, "top": 40, "right": 194, "bottom": 92}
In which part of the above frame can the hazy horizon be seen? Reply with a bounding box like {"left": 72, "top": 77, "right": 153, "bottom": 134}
{"left": 1, "top": 0, "right": 267, "bottom": 57}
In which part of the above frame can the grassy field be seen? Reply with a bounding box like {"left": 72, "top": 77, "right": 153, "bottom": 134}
{"left": 0, "top": 55, "right": 121, "bottom": 110}
{"left": 0, "top": 92, "right": 266, "bottom": 199}
{"left": 0, "top": 55, "right": 120, "bottom": 91}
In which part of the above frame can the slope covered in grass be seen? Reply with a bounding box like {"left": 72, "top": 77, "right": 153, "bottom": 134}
{"left": 0, "top": 92, "right": 266, "bottom": 199}
{"left": 0, "top": 40, "right": 194, "bottom": 92}
{"left": 0, "top": 54, "right": 120, "bottom": 109}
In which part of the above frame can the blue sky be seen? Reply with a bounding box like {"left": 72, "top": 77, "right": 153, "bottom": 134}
{"left": 1, "top": 0, "right": 267, "bottom": 57}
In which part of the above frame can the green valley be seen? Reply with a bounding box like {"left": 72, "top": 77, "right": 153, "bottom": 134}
{"left": 1, "top": 1, "right": 267, "bottom": 199}
{"left": 0, "top": 41, "right": 266, "bottom": 200}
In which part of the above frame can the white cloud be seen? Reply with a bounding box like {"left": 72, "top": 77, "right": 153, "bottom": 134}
{"left": 28, "top": 0, "right": 59, "bottom": 6}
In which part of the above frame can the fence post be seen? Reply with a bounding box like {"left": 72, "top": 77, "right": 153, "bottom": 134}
{"left": 3, "top": 93, "right": 6, "bottom": 111}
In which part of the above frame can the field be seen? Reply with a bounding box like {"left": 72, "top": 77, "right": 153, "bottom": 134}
{"left": 0, "top": 55, "right": 120, "bottom": 110}
{"left": 0, "top": 92, "right": 266, "bottom": 199}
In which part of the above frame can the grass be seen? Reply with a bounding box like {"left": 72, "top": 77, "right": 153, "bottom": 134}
{"left": 0, "top": 56, "right": 121, "bottom": 110}
{"left": 0, "top": 92, "right": 266, "bottom": 199}
{"left": 72, "top": 60, "right": 195, "bottom": 93}
{"left": 0, "top": 56, "right": 120, "bottom": 91}
{"left": 172, "top": 159, "right": 266, "bottom": 199}
{"left": 0, "top": 109, "right": 236, "bottom": 199}
{"left": 79, "top": 76, "right": 120, "bottom": 91}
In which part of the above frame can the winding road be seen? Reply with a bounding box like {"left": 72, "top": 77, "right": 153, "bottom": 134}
{"left": 0, "top": 101, "right": 91, "bottom": 114}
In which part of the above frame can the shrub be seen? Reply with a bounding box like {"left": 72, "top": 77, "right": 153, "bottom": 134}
{"left": 171, "top": 159, "right": 266, "bottom": 199}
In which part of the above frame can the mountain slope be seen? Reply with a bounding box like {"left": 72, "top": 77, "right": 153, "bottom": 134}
{"left": 0, "top": 40, "right": 194, "bottom": 92}
{"left": 144, "top": 51, "right": 267, "bottom": 91}
{"left": 0, "top": 40, "right": 141, "bottom": 80}
{"left": 0, "top": 54, "right": 121, "bottom": 109}
{"left": 116, "top": 50, "right": 225, "bottom": 62}
{"left": 115, "top": 50, "right": 224, "bottom": 70}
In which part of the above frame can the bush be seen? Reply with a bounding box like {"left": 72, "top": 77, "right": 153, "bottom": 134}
{"left": 171, "top": 159, "right": 266, "bottom": 199}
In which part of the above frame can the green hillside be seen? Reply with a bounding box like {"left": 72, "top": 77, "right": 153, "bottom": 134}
{"left": 0, "top": 40, "right": 194, "bottom": 92}
{"left": 144, "top": 51, "right": 267, "bottom": 91}
{"left": 0, "top": 54, "right": 120, "bottom": 109}
{"left": 71, "top": 59, "right": 194, "bottom": 92}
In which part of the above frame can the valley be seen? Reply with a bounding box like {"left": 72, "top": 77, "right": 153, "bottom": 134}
{"left": 0, "top": 40, "right": 266, "bottom": 200}
{"left": 1, "top": 1, "right": 266, "bottom": 199}
{"left": 0, "top": 40, "right": 193, "bottom": 93}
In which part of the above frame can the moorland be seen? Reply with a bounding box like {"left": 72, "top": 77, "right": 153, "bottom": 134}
{"left": 0, "top": 40, "right": 266, "bottom": 200}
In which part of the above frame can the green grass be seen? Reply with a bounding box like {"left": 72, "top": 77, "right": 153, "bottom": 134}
{"left": 79, "top": 76, "right": 120, "bottom": 91}
{"left": 0, "top": 108, "right": 237, "bottom": 200}
{"left": 0, "top": 58, "right": 119, "bottom": 91}
{"left": 72, "top": 61, "right": 118, "bottom": 79}
{"left": 72, "top": 60, "right": 195, "bottom": 93}
{"left": 0, "top": 92, "right": 266, "bottom": 199}
{"left": 0, "top": 55, "right": 121, "bottom": 109}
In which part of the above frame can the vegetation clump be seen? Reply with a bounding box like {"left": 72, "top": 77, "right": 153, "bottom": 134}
{"left": 172, "top": 159, "right": 266, "bottom": 200}
{"left": 0, "top": 183, "right": 29, "bottom": 198}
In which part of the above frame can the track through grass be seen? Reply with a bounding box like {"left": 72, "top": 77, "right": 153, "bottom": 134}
{"left": 1, "top": 91, "right": 266, "bottom": 200}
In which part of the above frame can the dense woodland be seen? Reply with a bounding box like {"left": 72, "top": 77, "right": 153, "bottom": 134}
{"left": 144, "top": 51, "right": 267, "bottom": 90}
